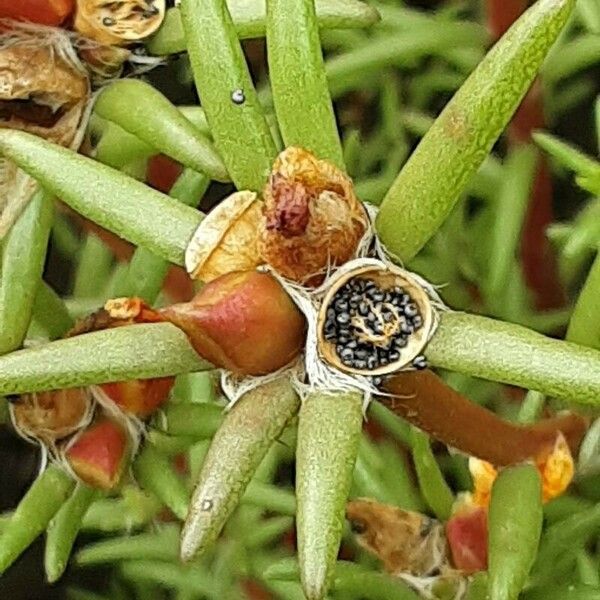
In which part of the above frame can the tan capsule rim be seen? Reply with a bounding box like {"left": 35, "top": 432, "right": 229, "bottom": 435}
{"left": 184, "top": 190, "right": 260, "bottom": 281}
{"left": 317, "top": 261, "right": 435, "bottom": 376}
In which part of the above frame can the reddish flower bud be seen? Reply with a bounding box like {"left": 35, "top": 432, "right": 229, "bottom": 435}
{"left": 65, "top": 418, "right": 130, "bottom": 490}
{"left": 99, "top": 377, "right": 174, "bottom": 418}
{"left": 446, "top": 506, "right": 488, "bottom": 573}
{"left": 160, "top": 271, "right": 306, "bottom": 376}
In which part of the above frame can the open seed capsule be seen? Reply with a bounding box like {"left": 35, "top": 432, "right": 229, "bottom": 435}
{"left": 317, "top": 260, "right": 435, "bottom": 376}
{"left": 74, "top": 0, "right": 166, "bottom": 46}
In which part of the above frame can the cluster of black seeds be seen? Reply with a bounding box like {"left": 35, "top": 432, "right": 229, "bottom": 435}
{"left": 322, "top": 277, "right": 428, "bottom": 380}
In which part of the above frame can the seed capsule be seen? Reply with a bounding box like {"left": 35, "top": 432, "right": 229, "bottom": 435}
{"left": 317, "top": 260, "right": 435, "bottom": 376}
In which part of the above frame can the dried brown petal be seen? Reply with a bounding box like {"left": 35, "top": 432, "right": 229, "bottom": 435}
{"left": 11, "top": 387, "right": 94, "bottom": 446}
{"left": 346, "top": 498, "right": 449, "bottom": 577}
{"left": 259, "top": 147, "right": 368, "bottom": 286}
{"left": 74, "top": 0, "right": 166, "bottom": 46}
{"left": 185, "top": 191, "right": 263, "bottom": 283}
{"left": 0, "top": 25, "right": 90, "bottom": 236}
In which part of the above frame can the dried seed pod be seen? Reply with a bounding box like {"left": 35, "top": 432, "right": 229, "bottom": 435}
{"left": 160, "top": 270, "right": 306, "bottom": 376}
{"left": 64, "top": 417, "right": 130, "bottom": 490}
{"left": 346, "top": 498, "right": 448, "bottom": 577}
{"left": 185, "top": 191, "right": 263, "bottom": 283}
{"left": 74, "top": 0, "right": 166, "bottom": 46}
{"left": 259, "top": 147, "right": 368, "bottom": 286}
{"left": 317, "top": 261, "right": 436, "bottom": 376}
{"left": 10, "top": 387, "right": 94, "bottom": 446}
{"left": 0, "top": 25, "right": 91, "bottom": 236}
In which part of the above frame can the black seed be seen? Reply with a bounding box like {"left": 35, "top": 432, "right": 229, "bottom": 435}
{"left": 367, "top": 312, "right": 376, "bottom": 323}
{"left": 394, "top": 337, "right": 408, "bottom": 348}
{"left": 354, "top": 359, "right": 367, "bottom": 369}
{"left": 413, "top": 355, "right": 428, "bottom": 370}
{"left": 379, "top": 356, "right": 389, "bottom": 366}
{"left": 327, "top": 308, "right": 335, "bottom": 320}
{"left": 400, "top": 294, "right": 410, "bottom": 306}
{"left": 337, "top": 336, "right": 350, "bottom": 345}
{"left": 355, "top": 349, "right": 368, "bottom": 360}
{"left": 340, "top": 348, "right": 354, "bottom": 361}
{"left": 349, "top": 293, "right": 361, "bottom": 306}
{"left": 372, "top": 376, "right": 383, "bottom": 387}
{"left": 401, "top": 321, "right": 413, "bottom": 335}
{"left": 335, "top": 300, "right": 349, "bottom": 312}
{"left": 357, "top": 302, "right": 369, "bottom": 316}
{"left": 367, "top": 356, "right": 378, "bottom": 369}
{"left": 412, "top": 315, "right": 423, "bottom": 329}
{"left": 347, "top": 340, "right": 358, "bottom": 349}
{"left": 373, "top": 322, "right": 384, "bottom": 335}
{"left": 383, "top": 311, "right": 394, "bottom": 322}
{"left": 405, "top": 303, "right": 418, "bottom": 317}
{"left": 336, "top": 312, "right": 350, "bottom": 325}
{"left": 389, "top": 350, "right": 400, "bottom": 362}
{"left": 372, "top": 291, "right": 384, "bottom": 302}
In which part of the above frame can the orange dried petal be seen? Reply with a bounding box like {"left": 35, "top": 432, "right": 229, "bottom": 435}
{"left": 469, "top": 457, "right": 498, "bottom": 508}
{"left": 535, "top": 432, "right": 574, "bottom": 502}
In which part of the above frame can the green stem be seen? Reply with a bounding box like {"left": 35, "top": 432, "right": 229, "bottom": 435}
{"left": 0, "top": 130, "right": 201, "bottom": 266}
{"left": 147, "top": 0, "right": 380, "bottom": 55}
{"left": 45, "top": 484, "right": 99, "bottom": 583}
{"left": 94, "top": 80, "right": 228, "bottom": 182}
{"left": 181, "top": 0, "right": 277, "bottom": 190}
{"left": 180, "top": 377, "right": 299, "bottom": 560}
{"left": 134, "top": 444, "right": 191, "bottom": 521}
{"left": 566, "top": 252, "right": 600, "bottom": 348}
{"left": 296, "top": 391, "right": 363, "bottom": 600}
{"left": 158, "top": 402, "right": 224, "bottom": 438}
{"left": 376, "top": 0, "right": 576, "bottom": 261}
{"left": 32, "top": 283, "right": 75, "bottom": 340}
{"left": 0, "top": 188, "right": 54, "bottom": 354}
{"left": 266, "top": 0, "right": 344, "bottom": 166}
{"left": 76, "top": 525, "right": 180, "bottom": 565}
{"left": 0, "top": 466, "right": 74, "bottom": 574}
{"left": 0, "top": 323, "right": 209, "bottom": 395}
{"left": 428, "top": 312, "right": 600, "bottom": 405}
{"left": 73, "top": 234, "right": 114, "bottom": 298}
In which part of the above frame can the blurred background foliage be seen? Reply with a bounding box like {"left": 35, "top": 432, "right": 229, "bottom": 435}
{"left": 1, "top": 0, "right": 599, "bottom": 598}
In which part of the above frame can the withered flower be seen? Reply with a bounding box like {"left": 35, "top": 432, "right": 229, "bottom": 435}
{"left": 0, "top": 24, "right": 90, "bottom": 236}
{"left": 185, "top": 191, "right": 263, "bottom": 283}
{"left": 259, "top": 147, "right": 368, "bottom": 286}
{"left": 160, "top": 270, "right": 306, "bottom": 376}
{"left": 445, "top": 505, "right": 488, "bottom": 574}
{"left": 10, "top": 387, "right": 94, "bottom": 446}
{"left": 64, "top": 417, "right": 130, "bottom": 490}
{"left": 346, "top": 498, "right": 448, "bottom": 577}
{"left": 74, "top": 0, "right": 165, "bottom": 46}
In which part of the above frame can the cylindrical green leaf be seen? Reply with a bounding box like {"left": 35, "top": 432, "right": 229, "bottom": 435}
{"left": 134, "top": 444, "right": 191, "bottom": 521}
{"left": 488, "top": 464, "right": 543, "bottom": 600}
{"left": 410, "top": 428, "right": 454, "bottom": 521}
{"left": 0, "top": 466, "right": 74, "bottom": 574}
{"left": 376, "top": 0, "right": 576, "bottom": 261}
{"left": 0, "top": 130, "right": 201, "bottom": 266}
{"left": 159, "top": 403, "right": 224, "bottom": 438}
{"left": 267, "top": 0, "right": 344, "bottom": 166}
{"left": 147, "top": 0, "right": 380, "bottom": 55}
{"left": 180, "top": 378, "right": 299, "bottom": 560}
{"left": 76, "top": 525, "right": 180, "bottom": 565}
{"left": 427, "top": 312, "right": 600, "bottom": 405}
{"left": 45, "top": 484, "right": 99, "bottom": 583}
{"left": 94, "top": 80, "right": 228, "bottom": 182}
{"left": 31, "top": 283, "right": 75, "bottom": 340}
{"left": 180, "top": 0, "right": 277, "bottom": 191}
{"left": 296, "top": 391, "right": 363, "bottom": 600}
{"left": 0, "top": 323, "right": 209, "bottom": 395}
{"left": 567, "top": 253, "right": 600, "bottom": 348}
{"left": 0, "top": 188, "right": 54, "bottom": 354}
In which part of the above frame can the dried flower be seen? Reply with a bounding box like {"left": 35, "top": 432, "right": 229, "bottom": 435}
{"left": 160, "top": 270, "right": 306, "bottom": 376}
{"left": 469, "top": 432, "right": 574, "bottom": 506}
{"left": 185, "top": 191, "right": 263, "bottom": 283}
{"left": 0, "top": 25, "right": 90, "bottom": 236}
{"left": 10, "top": 387, "right": 93, "bottom": 446}
{"left": 74, "top": 0, "right": 166, "bottom": 46}
{"left": 317, "top": 261, "right": 435, "bottom": 376}
{"left": 346, "top": 498, "right": 447, "bottom": 577}
{"left": 64, "top": 417, "right": 130, "bottom": 490}
{"left": 259, "top": 147, "right": 368, "bottom": 285}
